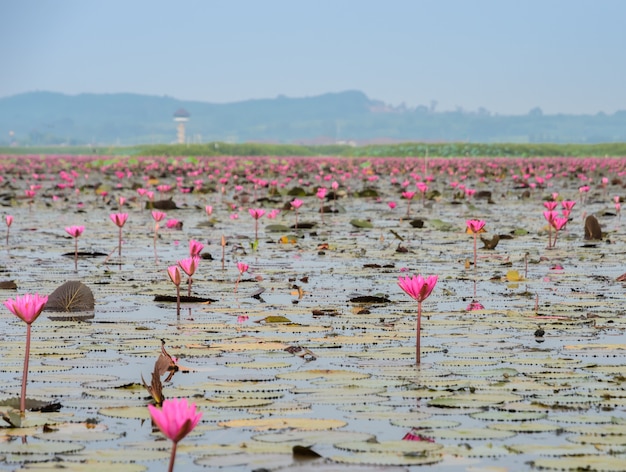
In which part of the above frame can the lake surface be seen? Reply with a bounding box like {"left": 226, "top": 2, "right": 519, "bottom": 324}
{"left": 0, "top": 154, "right": 625, "bottom": 471}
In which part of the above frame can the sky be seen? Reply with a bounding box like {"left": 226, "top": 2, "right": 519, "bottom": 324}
{"left": 1, "top": 0, "right": 625, "bottom": 115}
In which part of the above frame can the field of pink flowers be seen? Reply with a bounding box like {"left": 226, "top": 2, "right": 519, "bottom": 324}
{"left": 0, "top": 153, "right": 625, "bottom": 471}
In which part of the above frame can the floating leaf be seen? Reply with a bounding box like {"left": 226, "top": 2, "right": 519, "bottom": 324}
{"left": 531, "top": 455, "right": 626, "bottom": 471}
{"left": 506, "top": 270, "right": 522, "bottom": 282}
{"left": 220, "top": 418, "right": 346, "bottom": 431}
{"left": 350, "top": 219, "right": 373, "bottom": 228}
{"left": 45, "top": 281, "right": 94, "bottom": 312}
{"left": 584, "top": 214, "right": 602, "bottom": 240}
{"left": 20, "top": 461, "right": 147, "bottom": 472}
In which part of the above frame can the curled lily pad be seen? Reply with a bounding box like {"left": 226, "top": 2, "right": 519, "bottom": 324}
{"left": 45, "top": 281, "right": 95, "bottom": 312}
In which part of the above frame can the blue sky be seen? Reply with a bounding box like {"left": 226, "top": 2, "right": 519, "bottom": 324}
{"left": 1, "top": 0, "right": 624, "bottom": 115}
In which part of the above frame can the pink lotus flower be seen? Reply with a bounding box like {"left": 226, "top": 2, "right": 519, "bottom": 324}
{"left": 167, "top": 266, "right": 181, "bottom": 286}
{"left": 398, "top": 274, "right": 438, "bottom": 365}
{"left": 65, "top": 226, "right": 84, "bottom": 238}
{"left": 189, "top": 239, "right": 204, "bottom": 257}
{"left": 551, "top": 216, "right": 569, "bottom": 247}
{"left": 466, "top": 300, "right": 485, "bottom": 311}
{"left": 543, "top": 210, "right": 557, "bottom": 248}
{"left": 551, "top": 217, "right": 568, "bottom": 231}
{"left": 205, "top": 205, "right": 213, "bottom": 216}
{"left": 249, "top": 208, "right": 266, "bottom": 241}
{"left": 561, "top": 200, "right": 576, "bottom": 212}
{"left": 178, "top": 256, "right": 199, "bottom": 277}
{"left": 316, "top": 188, "right": 327, "bottom": 200}
{"left": 402, "top": 430, "right": 435, "bottom": 442}
{"left": 398, "top": 275, "right": 438, "bottom": 303}
{"left": 466, "top": 220, "right": 486, "bottom": 269}
{"left": 267, "top": 209, "right": 280, "bottom": 219}
{"left": 152, "top": 211, "right": 166, "bottom": 223}
{"left": 235, "top": 261, "right": 249, "bottom": 293}
{"left": 543, "top": 201, "right": 558, "bottom": 211}
{"left": 110, "top": 213, "right": 128, "bottom": 257}
{"left": 5, "top": 215, "right": 13, "bottom": 246}
{"left": 110, "top": 212, "right": 128, "bottom": 228}
{"left": 178, "top": 256, "right": 200, "bottom": 296}
{"left": 167, "top": 266, "right": 182, "bottom": 317}
{"left": 4, "top": 293, "right": 48, "bottom": 413}
{"left": 291, "top": 199, "right": 303, "bottom": 229}
{"left": 248, "top": 208, "right": 265, "bottom": 219}
{"left": 465, "top": 220, "right": 486, "bottom": 234}
{"left": 543, "top": 211, "right": 557, "bottom": 224}
{"left": 148, "top": 398, "right": 202, "bottom": 472}
{"left": 401, "top": 191, "right": 415, "bottom": 217}
{"left": 388, "top": 201, "right": 397, "bottom": 209}
{"left": 237, "top": 262, "right": 249, "bottom": 274}
{"left": 65, "top": 225, "right": 85, "bottom": 271}
{"left": 166, "top": 219, "right": 182, "bottom": 229}
{"left": 4, "top": 293, "right": 48, "bottom": 325}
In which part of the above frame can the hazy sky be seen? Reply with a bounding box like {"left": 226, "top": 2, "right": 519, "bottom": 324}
{"left": 2, "top": 0, "right": 625, "bottom": 115}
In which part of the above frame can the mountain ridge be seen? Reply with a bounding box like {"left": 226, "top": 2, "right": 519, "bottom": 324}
{"left": 1, "top": 90, "right": 625, "bottom": 146}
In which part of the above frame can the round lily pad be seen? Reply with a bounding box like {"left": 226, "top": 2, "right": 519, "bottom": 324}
{"left": 331, "top": 451, "right": 443, "bottom": 466}
{"left": 220, "top": 417, "right": 347, "bottom": 431}
{"left": 20, "top": 460, "right": 147, "bottom": 471}
{"left": 531, "top": 455, "right": 626, "bottom": 471}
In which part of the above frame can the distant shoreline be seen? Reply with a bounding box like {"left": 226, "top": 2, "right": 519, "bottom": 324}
{"left": 2, "top": 142, "right": 626, "bottom": 158}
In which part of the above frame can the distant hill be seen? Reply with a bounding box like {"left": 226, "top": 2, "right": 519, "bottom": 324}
{"left": 1, "top": 90, "right": 625, "bottom": 146}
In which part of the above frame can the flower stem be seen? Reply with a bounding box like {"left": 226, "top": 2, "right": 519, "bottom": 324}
{"left": 118, "top": 227, "right": 123, "bottom": 257}
{"left": 167, "top": 441, "right": 177, "bottom": 472}
{"left": 74, "top": 238, "right": 78, "bottom": 272}
{"left": 175, "top": 285, "right": 180, "bottom": 318}
{"left": 21, "top": 323, "right": 32, "bottom": 414}
{"left": 416, "top": 301, "right": 422, "bottom": 365}
{"left": 473, "top": 233, "right": 477, "bottom": 270}
{"left": 153, "top": 224, "right": 159, "bottom": 263}
{"left": 548, "top": 225, "right": 552, "bottom": 248}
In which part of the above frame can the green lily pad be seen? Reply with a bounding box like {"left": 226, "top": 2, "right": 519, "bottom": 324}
{"left": 350, "top": 219, "right": 374, "bottom": 228}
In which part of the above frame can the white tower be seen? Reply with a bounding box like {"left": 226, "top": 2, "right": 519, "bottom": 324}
{"left": 173, "top": 108, "right": 190, "bottom": 144}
